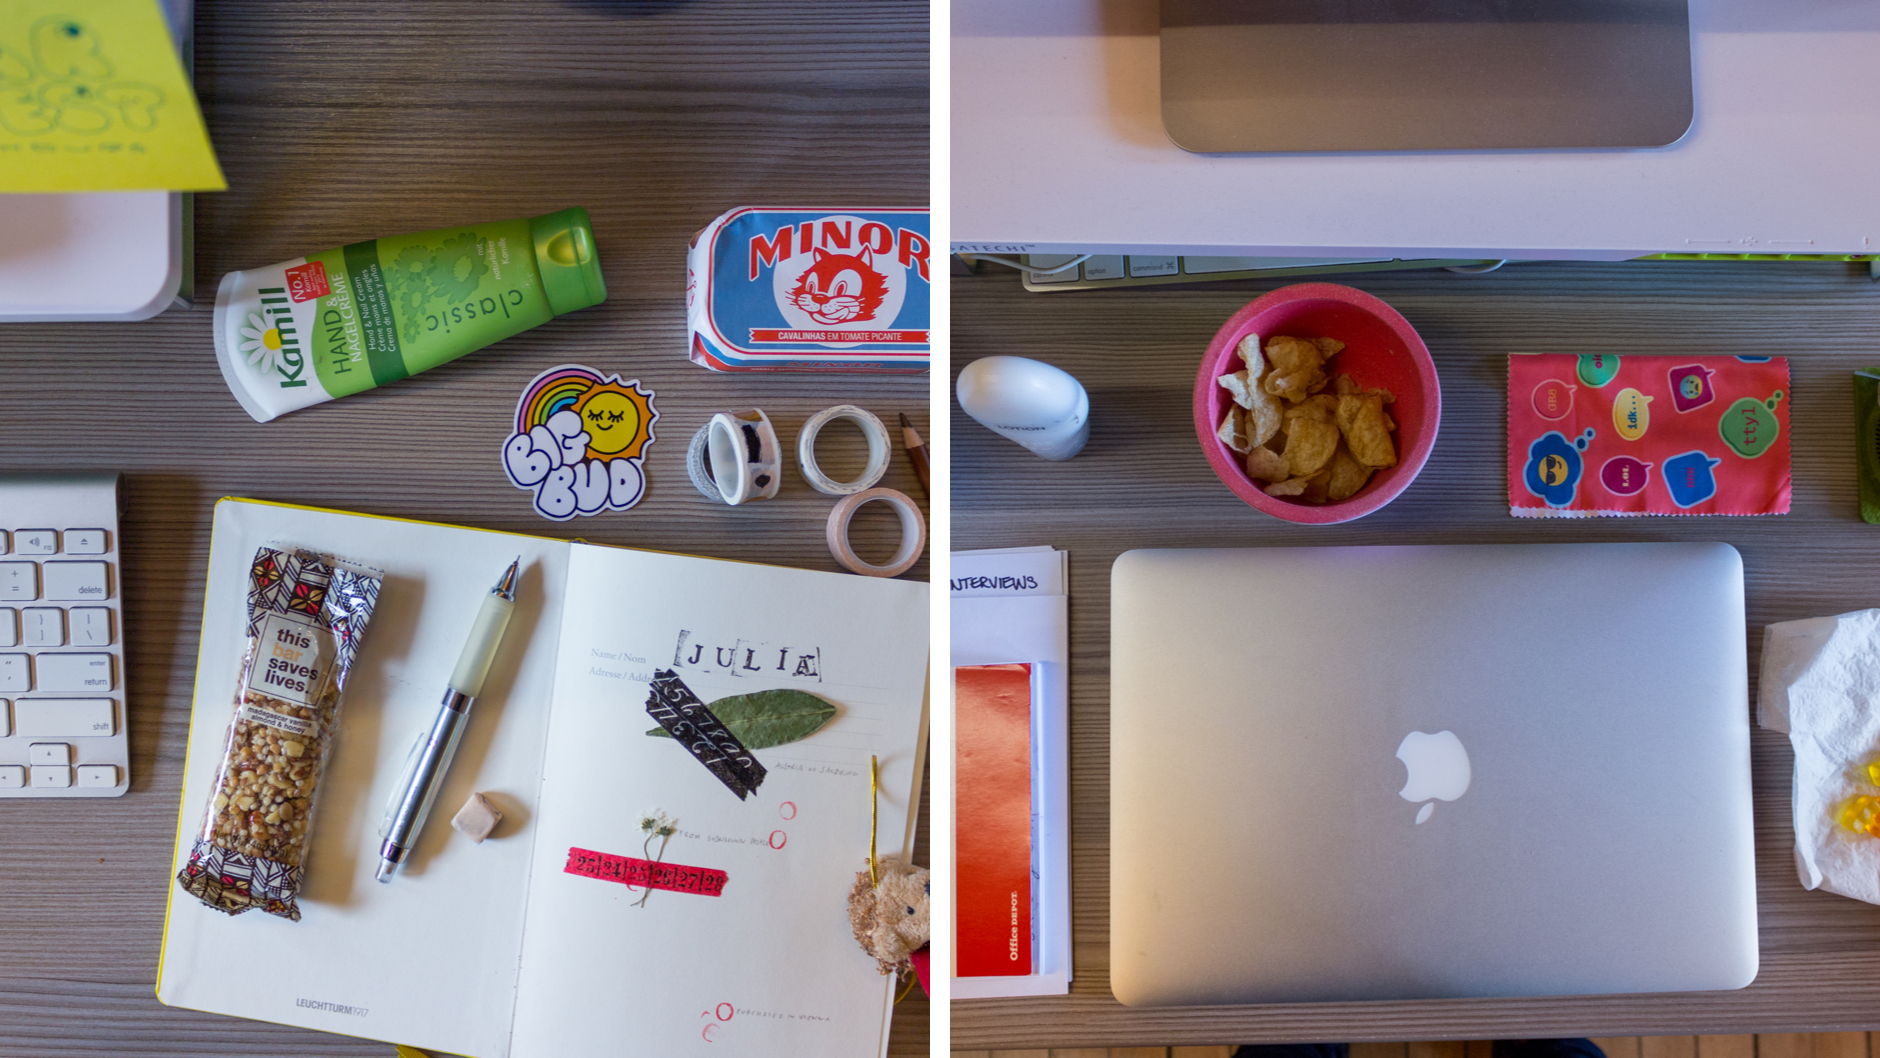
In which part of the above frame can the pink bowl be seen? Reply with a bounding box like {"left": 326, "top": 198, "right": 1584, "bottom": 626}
{"left": 1193, "top": 283, "right": 1440, "bottom": 524}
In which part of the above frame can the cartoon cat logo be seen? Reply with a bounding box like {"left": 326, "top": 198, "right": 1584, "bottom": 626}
{"left": 786, "top": 247, "right": 888, "bottom": 325}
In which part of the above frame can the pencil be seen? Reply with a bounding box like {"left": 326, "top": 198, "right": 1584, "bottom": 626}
{"left": 898, "top": 412, "right": 929, "bottom": 498}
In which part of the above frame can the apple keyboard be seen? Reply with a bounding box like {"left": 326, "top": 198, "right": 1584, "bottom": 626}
{"left": 1010, "top": 253, "right": 1497, "bottom": 292}
{"left": 0, "top": 473, "right": 129, "bottom": 797}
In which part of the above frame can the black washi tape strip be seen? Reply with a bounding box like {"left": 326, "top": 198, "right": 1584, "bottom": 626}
{"left": 645, "top": 669, "right": 768, "bottom": 799}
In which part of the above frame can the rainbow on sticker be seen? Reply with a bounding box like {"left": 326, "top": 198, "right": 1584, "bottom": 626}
{"left": 502, "top": 364, "right": 658, "bottom": 520}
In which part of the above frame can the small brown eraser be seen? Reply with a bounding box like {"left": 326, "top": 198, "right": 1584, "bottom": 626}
{"left": 451, "top": 792, "right": 503, "bottom": 843}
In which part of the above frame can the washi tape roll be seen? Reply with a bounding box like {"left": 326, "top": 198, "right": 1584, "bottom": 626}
{"left": 687, "top": 409, "right": 782, "bottom": 505}
{"left": 825, "top": 487, "right": 926, "bottom": 577}
{"left": 797, "top": 405, "right": 892, "bottom": 496}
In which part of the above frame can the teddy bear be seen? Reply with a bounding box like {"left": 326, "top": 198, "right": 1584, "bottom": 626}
{"left": 846, "top": 857, "right": 930, "bottom": 976}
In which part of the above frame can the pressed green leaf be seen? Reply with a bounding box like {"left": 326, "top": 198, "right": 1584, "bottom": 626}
{"left": 646, "top": 688, "right": 837, "bottom": 749}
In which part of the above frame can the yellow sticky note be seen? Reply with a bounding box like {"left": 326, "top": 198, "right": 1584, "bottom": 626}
{"left": 0, "top": 0, "right": 225, "bottom": 191}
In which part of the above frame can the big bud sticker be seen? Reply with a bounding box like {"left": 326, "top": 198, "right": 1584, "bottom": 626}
{"left": 1531, "top": 379, "right": 1575, "bottom": 421}
{"left": 502, "top": 365, "right": 658, "bottom": 520}
{"left": 1719, "top": 390, "right": 1784, "bottom": 458}
{"left": 1612, "top": 388, "right": 1652, "bottom": 441}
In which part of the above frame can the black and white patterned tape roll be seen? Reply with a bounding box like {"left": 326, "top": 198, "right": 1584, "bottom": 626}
{"left": 686, "top": 409, "right": 782, "bottom": 505}
{"left": 825, "top": 487, "right": 926, "bottom": 577}
{"left": 796, "top": 404, "right": 891, "bottom": 496}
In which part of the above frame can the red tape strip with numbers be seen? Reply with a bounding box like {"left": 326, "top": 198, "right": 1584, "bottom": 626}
{"left": 564, "top": 846, "right": 729, "bottom": 896}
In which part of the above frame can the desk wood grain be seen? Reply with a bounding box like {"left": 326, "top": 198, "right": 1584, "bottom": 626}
{"left": 950, "top": 259, "right": 1880, "bottom": 1050}
{"left": 0, "top": 1, "right": 927, "bottom": 1054}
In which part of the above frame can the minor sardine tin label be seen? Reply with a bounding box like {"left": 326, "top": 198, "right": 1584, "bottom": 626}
{"left": 687, "top": 207, "right": 930, "bottom": 373}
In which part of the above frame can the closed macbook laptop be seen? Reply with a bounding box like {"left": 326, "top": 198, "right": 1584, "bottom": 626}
{"left": 1109, "top": 543, "right": 1756, "bottom": 1005}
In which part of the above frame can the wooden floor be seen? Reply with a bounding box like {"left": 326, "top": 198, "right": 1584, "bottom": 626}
{"left": 954, "top": 1034, "right": 1879, "bottom": 1058}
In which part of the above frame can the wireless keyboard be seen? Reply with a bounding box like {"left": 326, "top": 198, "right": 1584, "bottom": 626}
{"left": 1008, "top": 253, "right": 1497, "bottom": 292}
{"left": 0, "top": 473, "right": 130, "bottom": 797}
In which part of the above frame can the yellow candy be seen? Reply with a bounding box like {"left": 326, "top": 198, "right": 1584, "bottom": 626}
{"left": 1837, "top": 795, "right": 1880, "bottom": 835}
{"left": 1867, "top": 760, "right": 1880, "bottom": 787}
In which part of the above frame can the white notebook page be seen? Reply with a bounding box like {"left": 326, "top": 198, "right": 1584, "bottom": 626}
{"left": 159, "top": 500, "right": 569, "bottom": 1058}
{"left": 509, "top": 543, "right": 928, "bottom": 1057}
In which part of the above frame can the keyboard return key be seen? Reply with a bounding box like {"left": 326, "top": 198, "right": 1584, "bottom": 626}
{"left": 35, "top": 653, "right": 113, "bottom": 692}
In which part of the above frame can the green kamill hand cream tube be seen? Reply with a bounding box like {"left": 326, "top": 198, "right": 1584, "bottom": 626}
{"left": 213, "top": 208, "right": 606, "bottom": 422}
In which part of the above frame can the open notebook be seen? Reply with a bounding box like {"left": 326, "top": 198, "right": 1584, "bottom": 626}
{"left": 157, "top": 499, "right": 929, "bottom": 1058}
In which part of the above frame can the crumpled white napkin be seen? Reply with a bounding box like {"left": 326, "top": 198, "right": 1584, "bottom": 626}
{"left": 1759, "top": 609, "right": 1880, "bottom": 904}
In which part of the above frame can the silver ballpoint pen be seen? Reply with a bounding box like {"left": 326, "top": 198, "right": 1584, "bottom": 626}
{"left": 376, "top": 558, "right": 520, "bottom": 883}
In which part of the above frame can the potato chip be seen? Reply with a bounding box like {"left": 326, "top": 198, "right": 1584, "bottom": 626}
{"left": 1244, "top": 385, "right": 1284, "bottom": 448}
{"left": 1299, "top": 466, "right": 1333, "bottom": 504}
{"left": 1282, "top": 408, "right": 1339, "bottom": 477}
{"left": 1216, "top": 405, "right": 1251, "bottom": 453}
{"left": 1266, "top": 466, "right": 1330, "bottom": 500}
{"left": 1326, "top": 444, "right": 1374, "bottom": 501}
{"left": 1236, "top": 333, "right": 1265, "bottom": 374}
{"left": 1264, "top": 476, "right": 1310, "bottom": 497}
{"left": 1216, "top": 335, "right": 1402, "bottom": 505}
{"left": 1217, "top": 370, "right": 1258, "bottom": 409}
{"left": 1245, "top": 446, "right": 1288, "bottom": 482}
{"left": 1261, "top": 335, "right": 1328, "bottom": 402}
{"left": 1336, "top": 391, "right": 1398, "bottom": 468}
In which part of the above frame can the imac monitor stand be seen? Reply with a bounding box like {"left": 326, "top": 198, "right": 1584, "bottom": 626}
{"left": 1159, "top": 0, "right": 1694, "bottom": 153}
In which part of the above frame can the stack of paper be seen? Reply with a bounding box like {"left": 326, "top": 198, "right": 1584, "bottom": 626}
{"left": 950, "top": 547, "right": 1071, "bottom": 998}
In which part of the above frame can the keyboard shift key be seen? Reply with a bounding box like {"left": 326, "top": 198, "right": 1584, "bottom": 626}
{"left": 35, "top": 653, "right": 112, "bottom": 692}
{"left": 14, "top": 530, "right": 56, "bottom": 555}
{"left": 76, "top": 764, "right": 117, "bottom": 788}
{"left": 63, "top": 530, "right": 107, "bottom": 555}
{"left": 13, "top": 698, "right": 115, "bottom": 737}
{"left": 42, "top": 561, "right": 108, "bottom": 602}
{"left": 0, "top": 654, "right": 28, "bottom": 693}
{"left": 0, "top": 698, "right": 9, "bottom": 736}
{"left": 69, "top": 608, "right": 112, "bottom": 646}
{"left": 31, "top": 765, "right": 71, "bottom": 788}
{"left": 0, "top": 563, "right": 38, "bottom": 601}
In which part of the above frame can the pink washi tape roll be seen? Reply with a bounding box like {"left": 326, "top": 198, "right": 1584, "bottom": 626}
{"left": 825, "top": 487, "right": 926, "bottom": 577}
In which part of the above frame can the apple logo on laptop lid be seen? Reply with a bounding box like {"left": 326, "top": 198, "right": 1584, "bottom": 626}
{"left": 1397, "top": 730, "right": 1471, "bottom": 825}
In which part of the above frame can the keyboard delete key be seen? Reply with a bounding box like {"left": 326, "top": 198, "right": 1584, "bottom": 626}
{"left": 42, "top": 562, "right": 108, "bottom": 602}
{"left": 35, "top": 653, "right": 112, "bottom": 692}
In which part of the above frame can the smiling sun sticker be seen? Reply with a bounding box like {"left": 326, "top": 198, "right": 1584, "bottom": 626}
{"left": 572, "top": 381, "right": 656, "bottom": 460}
{"left": 502, "top": 365, "right": 659, "bottom": 520}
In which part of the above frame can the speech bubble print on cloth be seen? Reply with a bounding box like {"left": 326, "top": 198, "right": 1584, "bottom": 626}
{"left": 1719, "top": 391, "right": 1784, "bottom": 459}
{"left": 502, "top": 364, "right": 658, "bottom": 520}
{"left": 1523, "top": 429, "right": 1595, "bottom": 508}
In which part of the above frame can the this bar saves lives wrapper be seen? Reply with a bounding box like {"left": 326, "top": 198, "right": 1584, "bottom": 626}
{"left": 176, "top": 547, "right": 380, "bottom": 921}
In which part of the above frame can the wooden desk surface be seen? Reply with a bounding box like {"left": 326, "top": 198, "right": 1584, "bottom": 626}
{"left": 950, "top": 260, "right": 1880, "bottom": 1051}
{"left": 0, "top": 2, "right": 928, "bottom": 1054}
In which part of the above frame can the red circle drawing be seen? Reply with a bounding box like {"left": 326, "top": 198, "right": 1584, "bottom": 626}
{"left": 779, "top": 801, "right": 797, "bottom": 820}
{"left": 716, "top": 1003, "right": 735, "bottom": 1021}
{"left": 769, "top": 830, "right": 788, "bottom": 849}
